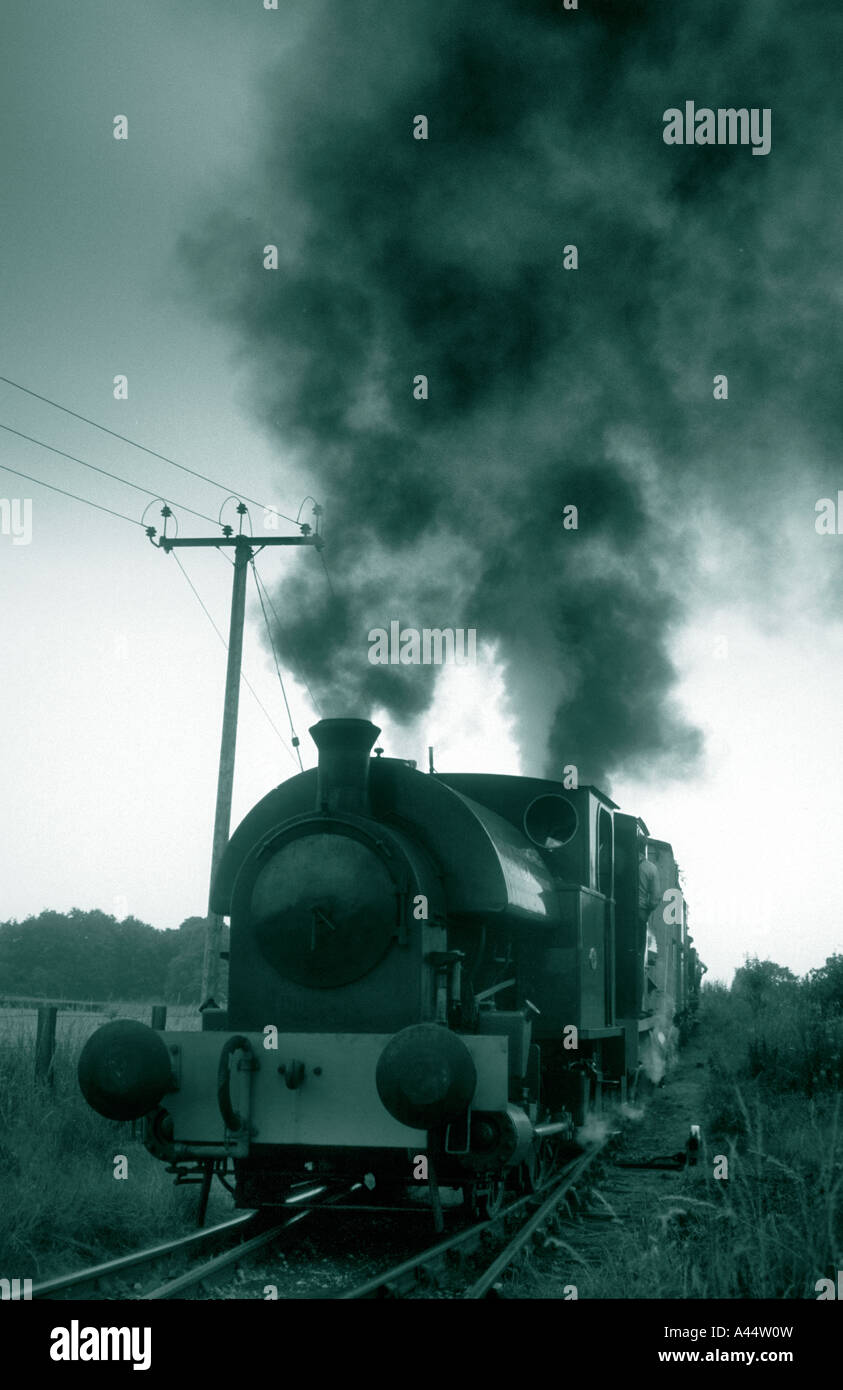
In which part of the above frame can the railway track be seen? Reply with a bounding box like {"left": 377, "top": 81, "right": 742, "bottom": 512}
{"left": 32, "top": 1148, "right": 609, "bottom": 1302}
{"left": 31, "top": 1183, "right": 356, "bottom": 1301}
{"left": 141, "top": 1182, "right": 372, "bottom": 1299}
{"left": 340, "top": 1143, "right": 607, "bottom": 1300}
{"left": 31, "top": 1210, "right": 259, "bottom": 1300}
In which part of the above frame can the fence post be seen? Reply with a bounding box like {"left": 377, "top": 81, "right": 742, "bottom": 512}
{"left": 35, "top": 1006, "right": 57, "bottom": 1084}
{"left": 151, "top": 1005, "right": 167, "bottom": 1030}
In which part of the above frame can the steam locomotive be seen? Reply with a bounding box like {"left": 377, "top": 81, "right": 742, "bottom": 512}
{"left": 79, "top": 718, "right": 702, "bottom": 1222}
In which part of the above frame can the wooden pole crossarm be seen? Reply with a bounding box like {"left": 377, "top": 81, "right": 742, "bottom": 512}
{"left": 158, "top": 534, "right": 322, "bottom": 551}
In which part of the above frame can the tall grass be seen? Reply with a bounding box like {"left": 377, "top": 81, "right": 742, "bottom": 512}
{"left": 693, "top": 976, "right": 843, "bottom": 1297}
{"left": 515, "top": 973, "right": 843, "bottom": 1299}
{"left": 0, "top": 1004, "right": 230, "bottom": 1281}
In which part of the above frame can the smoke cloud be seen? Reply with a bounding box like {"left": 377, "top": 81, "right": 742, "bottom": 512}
{"left": 181, "top": 0, "right": 843, "bottom": 784}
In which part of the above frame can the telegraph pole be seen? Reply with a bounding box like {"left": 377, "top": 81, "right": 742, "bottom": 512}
{"left": 155, "top": 505, "right": 321, "bottom": 1003}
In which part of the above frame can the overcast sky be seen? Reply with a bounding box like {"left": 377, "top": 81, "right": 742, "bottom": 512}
{"left": 1, "top": 1, "right": 841, "bottom": 985}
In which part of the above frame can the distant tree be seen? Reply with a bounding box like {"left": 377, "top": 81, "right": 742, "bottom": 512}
{"left": 806, "top": 954, "right": 843, "bottom": 1015}
{"left": 0, "top": 908, "right": 174, "bottom": 1000}
{"left": 731, "top": 957, "right": 798, "bottom": 1014}
{"left": 164, "top": 917, "right": 229, "bottom": 1004}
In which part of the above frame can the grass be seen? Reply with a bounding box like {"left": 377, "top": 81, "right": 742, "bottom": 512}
{"left": 539, "top": 1091, "right": 842, "bottom": 1300}
{"left": 0, "top": 1002, "right": 234, "bottom": 1283}
{"left": 513, "top": 974, "right": 843, "bottom": 1299}
{"left": 3, "top": 974, "right": 842, "bottom": 1297}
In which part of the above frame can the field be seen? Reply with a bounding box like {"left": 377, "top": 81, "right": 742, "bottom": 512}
{"left": 0, "top": 999, "right": 198, "bottom": 1047}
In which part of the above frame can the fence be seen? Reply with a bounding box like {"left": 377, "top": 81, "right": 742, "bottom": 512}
{"left": 33, "top": 1003, "right": 168, "bottom": 1084}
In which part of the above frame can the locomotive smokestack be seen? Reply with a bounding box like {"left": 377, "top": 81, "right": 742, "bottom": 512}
{"left": 310, "top": 717, "right": 381, "bottom": 816}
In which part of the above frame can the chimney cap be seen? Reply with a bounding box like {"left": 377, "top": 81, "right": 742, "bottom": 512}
{"left": 308, "top": 717, "right": 382, "bottom": 750}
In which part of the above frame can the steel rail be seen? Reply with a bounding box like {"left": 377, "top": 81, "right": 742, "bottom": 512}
{"left": 31, "top": 1211, "right": 257, "bottom": 1300}
{"left": 142, "top": 1183, "right": 361, "bottom": 1300}
{"left": 339, "top": 1148, "right": 604, "bottom": 1301}
{"left": 142, "top": 1216, "right": 302, "bottom": 1299}
{"left": 462, "top": 1145, "right": 602, "bottom": 1298}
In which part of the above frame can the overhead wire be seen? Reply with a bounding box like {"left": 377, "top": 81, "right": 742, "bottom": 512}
{"left": 250, "top": 561, "right": 304, "bottom": 770}
{"left": 318, "top": 548, "right": 336, "bottom": 597}
{"left": 212, "top": 500, "right": 316, "bottom": 747}
{"left": 0, "top": 460, "right": 145, "bottom": 529}
{"left": 1, "top": 380, "right": 331, "bottom": 749}
{"left": 251, "top": 563, "right": 324, "bottom": 719}
{"left": 170, "top": 550, "right": 299, "bottom": 768}
{"left": 0, "top": 373, "right": 301, "bottom": 525}
{"left": 0, "top": 421, "right": 220, "bottom": 525}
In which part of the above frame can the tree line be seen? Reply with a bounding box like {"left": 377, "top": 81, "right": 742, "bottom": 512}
{"left": 0, "top": 909, "right": 228, "bottom": 1003}
{"left": 709, "top": 953, "right": 843, "bottom": 1096}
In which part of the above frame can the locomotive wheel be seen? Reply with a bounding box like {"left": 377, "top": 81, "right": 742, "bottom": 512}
{"left": 463, "top": 1177, "right": 506, "bottom": 1221}
{"left": 520, "top": 1140, "right": 550, "bottom": 1194}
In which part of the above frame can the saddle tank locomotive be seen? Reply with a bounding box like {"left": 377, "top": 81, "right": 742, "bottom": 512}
{"left": 79, "top": 718, "right": 701, "bottom": 1221}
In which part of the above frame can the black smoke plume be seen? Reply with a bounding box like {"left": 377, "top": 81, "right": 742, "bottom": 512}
{"left": 181, "top": 0, "right": 843, "bottom": 785}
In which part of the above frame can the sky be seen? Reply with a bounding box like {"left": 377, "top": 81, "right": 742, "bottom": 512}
{"left": 1, "top": 0, "right": 842, "bottom": 985}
